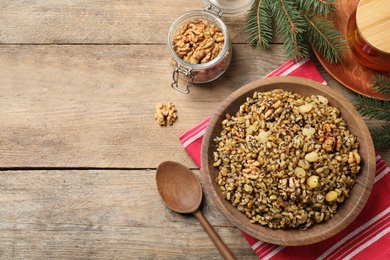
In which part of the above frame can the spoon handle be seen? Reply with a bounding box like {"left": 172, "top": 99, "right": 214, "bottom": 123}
{"left": 193, "top": 209, "right": 236, "bottom": 260}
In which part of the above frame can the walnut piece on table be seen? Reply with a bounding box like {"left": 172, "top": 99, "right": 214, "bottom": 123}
{"left": 154, "top": 102, "right": 177, "bottom": 126}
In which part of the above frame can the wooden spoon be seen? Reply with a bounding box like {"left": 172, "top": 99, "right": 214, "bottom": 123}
{"left": 156, "top": 161, "right": 235, "bottom": 260}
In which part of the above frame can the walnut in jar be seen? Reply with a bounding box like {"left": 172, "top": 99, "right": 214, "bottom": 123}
{"left": 168, "top": 11, "right": 232, "bottom": 93}
{"left": 172, "top": 19, "right": 225, "bottom": 65}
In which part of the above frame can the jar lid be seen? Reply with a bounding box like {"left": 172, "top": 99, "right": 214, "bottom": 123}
{"left": 356, "top": 0, "right": 390, "bottom": 54}
{"left": 202, "top": 0, "right": 254, "bottom": 16}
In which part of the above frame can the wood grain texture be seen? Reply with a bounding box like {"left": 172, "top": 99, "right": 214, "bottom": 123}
{"left": 0, "top": 0, "right": 250, "bottom": 45}
{"left": 0, "top": 169, "right": 258, "bottom": 259}
{"left": 0, "top": 44, "right": 387, "bottom": 168}
{"left": 0, "top": 44, "right": 288, "bottom": 168}
{"left": 357, "top": 0, "right": 390, "bottom": 53}
{"left": 0, "top": 0, "right": 389, "bottom": 258}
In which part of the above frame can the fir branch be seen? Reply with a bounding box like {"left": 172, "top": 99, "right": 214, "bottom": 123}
{"left": 272, "top": 0, "right": 309, "bottom": 60}
{"left": 303, "top": 11, "right": 346, "bottom": 63}
{"left": 372, "top": 75, "right": 390, "bottom": 97}
{"left": 245, "top": 0, "right": 273, "bottom": 49}
{"left": 356, "top": 95, "right": 390, "bottom": 121}
{"left": 245, "top": 0, "right": 344, "bottom": 62}
{"left": 369, "top": 125, "right": 390, "bottom": 148}
{"left": 296, "top": 0, "right": 336, "bottom": 16}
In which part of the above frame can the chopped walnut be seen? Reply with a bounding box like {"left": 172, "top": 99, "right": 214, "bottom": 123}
{"left": 154, "top": 102, "right": 177, "bottom": 126}
{"left": 317, "top": 123, "right": 339, "bottom": 152}
{"left": 278, "top": 177, "right": 300, "bottom": 201}
{"left": 242, "top": 159, "right": 261, "bottom": 180}
{"left": 348, "top": 149, "right": 361, "bottom": 174}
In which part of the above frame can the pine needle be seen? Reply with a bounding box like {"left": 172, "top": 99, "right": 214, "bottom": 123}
{"left": 244, "top": 0, "right": 343, "bottom": 62}
{"left": 245, "top": 0, "right": 273, "bottom": 49}
{"left": 272, "top": 0, "right": 309, "bottom": 61}
{"left": 356, "top": 95, "right": 390, "bottom": 121}
{"left": 372, "top": 75, "right": 390, "bottom": 97}
{"left": 355, "top": 75, "right": 390, "bottom": 149}
{"left": 369, "top": 126, "right": 390, "bottom": 148}
{"left": 303, "top": 12, "right": 346, "bottom": 63}
{"left": 296, "top": 0, "right": 336, "bottom": 16}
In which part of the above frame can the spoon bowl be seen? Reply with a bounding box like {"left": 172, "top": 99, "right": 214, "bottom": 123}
{"left": 156, "top": 160, "right": 202, "bottom": 214}
{"left": 156, "top": 161, "right": 235, "bottom": 260}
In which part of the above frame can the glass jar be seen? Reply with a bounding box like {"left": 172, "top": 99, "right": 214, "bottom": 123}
{"left": 167, "top": 0, "right": 254, "bottom": 94}
{"left": 347, "top": 0, "right": 390, "bottom": 71}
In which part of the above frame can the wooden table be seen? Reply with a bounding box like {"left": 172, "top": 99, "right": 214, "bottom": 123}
{"left": 1, "top": 1, "right": 388, "bottom": 259}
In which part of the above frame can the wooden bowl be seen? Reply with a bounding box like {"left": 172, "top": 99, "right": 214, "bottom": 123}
{"left": 201, "top": 76, "right": 376, "bottom": 246}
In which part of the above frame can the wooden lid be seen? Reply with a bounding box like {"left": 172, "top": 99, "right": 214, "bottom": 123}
{"left": 356, "top": 0, "right": 390, "bottom": 54}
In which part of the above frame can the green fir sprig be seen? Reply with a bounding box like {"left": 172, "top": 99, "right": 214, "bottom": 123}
{"left": 368, "top": 126, "right": 390, "bottom": 148}
{"left": 246, "top": 0, "right": 273, "bottom": 49}
{"left": 372, "top": 75, "right": 390, "bottom": 97}
{"left": 356, "top": 75, "right": 390, "bottom": 148}
{"left": 356, "top": 95, "right": 390, "bottom": 121}
{"left": 245, "top": 0, "right": 346, "bottom": 63}
{"left": 273, "top": 0, "right": 309, "bottom": 61}
{"left": 303, "top": 12, "right": 346, "bottom": 64}
{"left": 296, "top": 0, "right": 336, "bottom": 16}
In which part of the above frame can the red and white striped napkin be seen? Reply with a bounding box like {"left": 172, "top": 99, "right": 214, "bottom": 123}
{"left": 179, "top": 58, "right": 390, "bottom": 259}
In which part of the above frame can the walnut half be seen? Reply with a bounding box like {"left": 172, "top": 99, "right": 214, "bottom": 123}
{"left": 154, "top": 102, "right": 177, "bottom": 126}
{"left": 172, "top": 19, "right": 224, "bottom": 64}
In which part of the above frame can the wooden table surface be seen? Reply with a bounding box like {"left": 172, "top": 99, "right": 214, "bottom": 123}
{"left": 1, "top": 1, "right": 389, "bottom": 259}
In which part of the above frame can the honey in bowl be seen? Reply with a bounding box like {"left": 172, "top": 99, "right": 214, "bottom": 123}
{"left": 347, "top": 0, "right": 390, "bottom": 71}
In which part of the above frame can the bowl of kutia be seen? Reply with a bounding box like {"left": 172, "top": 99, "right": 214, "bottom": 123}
{"left": 201, "top": 76, "right": 376, "bottom": 246}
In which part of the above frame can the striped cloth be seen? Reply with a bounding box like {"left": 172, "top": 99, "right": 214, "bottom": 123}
{"left": 179, "top": 58, "right": 390, "bottom": 259}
